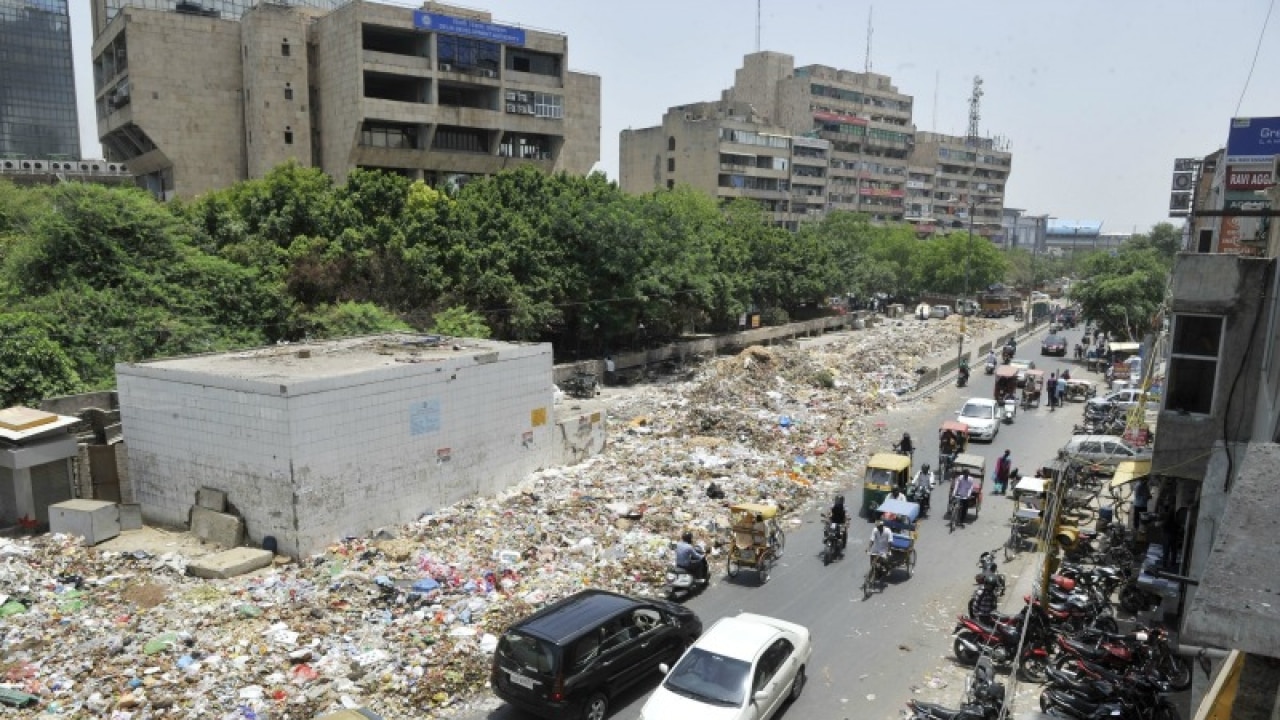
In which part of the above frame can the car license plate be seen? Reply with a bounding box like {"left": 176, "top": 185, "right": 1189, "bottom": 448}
{"left": 508, "top": 671, "right": 536, "bottom": 689}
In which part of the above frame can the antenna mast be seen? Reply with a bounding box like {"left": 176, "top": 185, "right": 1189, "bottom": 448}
{"left": 756, "top": 0, "right": 761, "bottom": 52}
{"left": 864, "top": 6, "right": 874, "bottom": 72}
{"left": 932, "top": 70, "right": 939, "bottom": 130}
{"left": 967, "top": 75, "right": 984, "bottom": 140}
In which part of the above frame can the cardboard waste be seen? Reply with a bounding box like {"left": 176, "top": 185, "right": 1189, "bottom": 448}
{"left": 0, "top": 317, "right": 999, "bottom": 719}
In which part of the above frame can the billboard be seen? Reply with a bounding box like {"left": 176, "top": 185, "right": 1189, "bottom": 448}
{"left": 1225, "top": 117, "right": 1280, "bottom": 165}
{"left": 412, "top": 12, "right": 526, "bottom": 46}
{"left": 1218, "top": 195, "right": 1269, "bottom": 255}
{"left": 1225, "top": 167, "right": 1274, "bottom": 190}
{"left": 1167, "top": 157, "right": 1201, "bottom": 218}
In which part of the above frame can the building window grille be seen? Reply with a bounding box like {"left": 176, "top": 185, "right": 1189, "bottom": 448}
{"left": 1164, "top": 313, "right": 1223, "bottom": 415}
{"left": 533, "top": 93, "right": 562, "bottom": 119}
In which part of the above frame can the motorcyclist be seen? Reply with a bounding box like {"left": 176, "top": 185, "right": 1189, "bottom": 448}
{"left": 957, "top": 358, "right": 970, "bottom": 385}
{"left": 827, "top": 494, "right": 849, "bottom": 548}
{"left": 674, "top": 531, "right": 708, "bottom": 581}
{"left": 896, "top": 432, "right": 914, "bottom": 459}
{"left": 984, "top": 350, "right": 997, "bottom": 372}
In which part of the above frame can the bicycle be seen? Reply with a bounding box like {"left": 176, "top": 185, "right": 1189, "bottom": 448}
{"left": 862, "top": 553, "right": 889, "bottom": 599}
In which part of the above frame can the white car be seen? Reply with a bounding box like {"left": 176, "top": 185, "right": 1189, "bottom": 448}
{"left": 639, "top": 612, "right": 811, "bottom": 720}
{"left": 957, "top": 398, "right": 1000, "bottom": 441}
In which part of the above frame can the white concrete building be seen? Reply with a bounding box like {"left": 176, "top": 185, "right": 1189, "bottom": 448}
{"left": 115, "top": 334, "right": 555, "bottom": 557}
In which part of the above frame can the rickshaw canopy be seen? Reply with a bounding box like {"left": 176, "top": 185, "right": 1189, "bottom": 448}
{"left": 1025, "top": 369, "right": 1046, "bottom": 382}
{"left": 940, "top": 420, "right": 970, "bottom": 437}
{"left": 867, "top": 453, "right": 912, "bottom": 473}
{"left": 1110, "top": 342, "right": 1141, "bottom": 355}
{"left": 951, "top": 453, "right": 987, "bottom": 476}
{"left": 729, "top": 502, "right": 779, "bottom": 522}
{"left": 994, "top": 365, "right": 1018, "bottom": 379}
{"left": 877, "top": 498, "right": 921, "bottom": 522}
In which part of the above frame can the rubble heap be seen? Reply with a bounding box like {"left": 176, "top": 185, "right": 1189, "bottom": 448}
{"left": 0, "top": 317, "right": 998, "bottom": 719}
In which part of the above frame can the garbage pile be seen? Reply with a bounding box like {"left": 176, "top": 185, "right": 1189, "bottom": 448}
{"left": 0, "top": 317, "right": 998, "bottom": 719}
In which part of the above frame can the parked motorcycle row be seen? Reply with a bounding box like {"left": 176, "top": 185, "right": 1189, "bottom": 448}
{"left": 915, "top": 486, "right": 1189, "bottom": 718}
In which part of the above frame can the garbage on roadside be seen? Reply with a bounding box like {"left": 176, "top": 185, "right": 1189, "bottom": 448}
{"left": 0, "top": 318, "right": 1000, "bottom": 718}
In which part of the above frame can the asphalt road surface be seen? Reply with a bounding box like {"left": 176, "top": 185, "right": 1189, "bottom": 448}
{"left": 467, "top": 324, "right": 1100, "bottom": 720}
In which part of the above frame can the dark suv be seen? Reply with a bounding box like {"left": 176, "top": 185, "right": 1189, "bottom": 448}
{"left": 490, "top": 589, "right": 702, "bottom": 720}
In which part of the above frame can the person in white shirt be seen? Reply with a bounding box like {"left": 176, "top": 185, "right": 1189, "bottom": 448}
{"left": 952, "top": 471, "right": 976, "bottom": 527}
{"left": 867, "top": 520, "right": 894, "bottom": 572}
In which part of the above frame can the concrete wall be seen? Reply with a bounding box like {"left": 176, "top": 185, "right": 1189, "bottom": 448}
{"left": 117, "top": 343, "right": 554, "bottom": 557}
{"left": 312, "top": 1, "right": 361, "bottom": 182}
{"left": 561, "top": 70, "right": 601, "bottom": 175}
{"left": 242, "top": 5, "right": 315, "bottom": 177}
{"left": 95, "top": 9, "right": 246, "bottom": 198}
{"left": 1153, "top": 254, "right": 1274, "bottom": 480}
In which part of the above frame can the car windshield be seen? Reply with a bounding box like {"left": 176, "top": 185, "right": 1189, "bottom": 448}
{"left": 497, "top": 631, "right": 556, "bottom": 674}
{"left": 1045, "top": 336, "right": 1064, "bottom": 344}
{"left": 662, "top": 648, "right": 750, "bottom": 707}
{"left": 960, "top": 403, "right": 993, "bottom": 420}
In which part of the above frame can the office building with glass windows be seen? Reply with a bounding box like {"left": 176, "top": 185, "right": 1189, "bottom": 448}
{"left": 0, "top": 0, "right": 80, "bottom": 160}
{"left": 91, "top": 0, "right": 601, "bottom": 199}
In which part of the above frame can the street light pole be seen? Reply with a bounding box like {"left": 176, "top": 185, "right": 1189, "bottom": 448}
{"left": 959, "top": 200, "right": 975, "bottom": 362}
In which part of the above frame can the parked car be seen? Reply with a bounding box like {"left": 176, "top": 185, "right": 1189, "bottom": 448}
{"left": 1059, "top": 434, "right": 1152, "bottom": 468}
{"left": 638, "top": 612, "right": 812, "bottom": 720}
{"left": 491, "top": 589, "right": 702, "bottom": 720}
{"left": 1041, "top": 334, "right": 1068, "bottom": 356}
{"left": 957, "top": 398, "right": 1000, "bottom": 441}
{"left": 1086, "top": 388, "right": 1149, "bottom": 413}
{"left": 930, "top": 305, "right": 952, "bottom": 319}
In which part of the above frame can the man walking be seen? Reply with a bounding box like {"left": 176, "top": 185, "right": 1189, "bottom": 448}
{"left": 1055, "top": 373, "right": 1067, "bottom": 409}
{"left": 952, "top": 470, "right": 975, "bottom": 528}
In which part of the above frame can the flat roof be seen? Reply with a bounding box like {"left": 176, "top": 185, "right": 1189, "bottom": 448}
{"left": 0, "top": 407, "right": 80, "bottom": 443}
{"left": 120, "top": 333, "right": 522, "bottom": 384}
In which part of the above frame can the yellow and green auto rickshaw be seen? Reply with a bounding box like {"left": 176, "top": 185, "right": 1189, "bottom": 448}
{"left": 862, "top": 452, "right": 912, "bottom": 518}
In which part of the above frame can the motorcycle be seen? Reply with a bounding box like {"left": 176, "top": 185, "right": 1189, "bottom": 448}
{"left": 664, "top": 543, "right": 709, "bottom": 600}
{"left": 1040, "top": 658, "right": 1179, "bottom": 719}
{"left": 984, "top": 357, "right": 997, "bottom": 375}
{"left": 1001, "top": 397, "right": 1017, "bottom": 424}
{"left": 952, "top": 606, "right": 1054, "bottom": 682}
{"left": 907, "top": 476, "right": 932, "bottom": 518}
{"left": 957, "top": 367, "right": 970, "bottom": 388}
{"left": 975, "top": 551, "right": 1007, "bottom": 597}
{"left": 907, "top": 657, "right": 1005, "bottom": 720}
{"left": 821, "top": 515, "right": 847, "bottom": 566}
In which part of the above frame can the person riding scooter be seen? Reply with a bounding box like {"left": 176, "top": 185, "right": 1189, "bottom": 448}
{"left": 984, "top": 351, "right": 997, "bottom": 375}
{"left": 674, "top": 531, "right": 709, "bottom": 581}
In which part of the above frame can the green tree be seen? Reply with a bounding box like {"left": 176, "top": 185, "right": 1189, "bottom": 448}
{"left": 1069, "top": 247, "right": 1168, "bottom": 340}
{"left": 300, "top": 301, "right": 411, "bottom": 338}
{"left": 430, "top": 306, "right": 492, "bottom": 339}
{"left": 0, "top": 313, "right": 81, "bottom": 407}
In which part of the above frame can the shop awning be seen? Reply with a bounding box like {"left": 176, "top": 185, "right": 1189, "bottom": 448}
{"left": 1110, "top": 460, "right": 1151, "bottom": 488}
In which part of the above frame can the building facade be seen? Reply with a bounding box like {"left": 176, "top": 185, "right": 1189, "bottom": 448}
{"left": 0, "top": 0, "right": 80, "bottom": 160}
{"left": 620, "top": 51, "right": 1011, "bottom": 237}
{"left": 91, "top": 1, "right": 601, "bottom": 198}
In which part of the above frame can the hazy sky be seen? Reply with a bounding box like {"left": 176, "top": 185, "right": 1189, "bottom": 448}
{"left": 69, "top": 0, "right": 1279, "bottom": 233}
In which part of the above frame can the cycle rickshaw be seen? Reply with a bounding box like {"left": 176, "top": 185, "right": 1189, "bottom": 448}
{"left": 725, "top": 502, "right": 786, "bottom": 584}
{"left": 1022, "top": 369, "right": 1045, "bottom": 409}
{"left": 862, "top": 498, "right": 920, "bottom": 598}
{"left": 938, "top": 420, "right": 970, "bottom": 480}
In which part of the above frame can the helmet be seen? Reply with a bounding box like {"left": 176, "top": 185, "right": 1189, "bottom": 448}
{"left": 833, "top": 494, "right": 845, "bottom": 506}
{"left": 681, "top": 531, "right": 693, "bottom": 543}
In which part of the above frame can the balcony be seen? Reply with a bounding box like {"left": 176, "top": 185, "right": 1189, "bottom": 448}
{"left": 363, "top": 50, "right": 432, "bottom": 76}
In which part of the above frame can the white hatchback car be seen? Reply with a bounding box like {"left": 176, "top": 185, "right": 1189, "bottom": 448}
{"left": 957, "top": 398, "right": 1000, "bottom": 441}
{"left": 639, "top": 613, "right": 811, "bottom": 720}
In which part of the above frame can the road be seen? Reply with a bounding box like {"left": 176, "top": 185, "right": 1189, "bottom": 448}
{"left": 465, "top": 323, "right": 1099, "bottom": 720}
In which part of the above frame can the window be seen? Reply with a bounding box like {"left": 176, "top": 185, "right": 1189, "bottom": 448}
{"left": 667, "top": 158, "right": 675, "bottom": 172}
{"left": 281, "top": 42, "right": 291, "bottom": 57}
{"left": 284, "top": 84, "right": 293, "bottom": 100}
{"left": 666, "top": 179, "right": 675, "bottom": 190}
{"left": 668, "top": 136, "right": 676, "bottom": 151}
{"left": 1165, "top": 314, "right": 1222, "bottom": 415}
{"left": 533, "top": 93, "right": 562, "bottom": 119}
{"left": 284, "top": 128, "right": 294, "bottom": 145}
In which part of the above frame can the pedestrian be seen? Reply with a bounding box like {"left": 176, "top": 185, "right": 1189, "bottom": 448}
{"left": 994, "top": 450, "right": 1012, "bottom": 495}
{"left": 604, "top": 355, "right": 616, "bottom": 386}
{"left": 1055, "top": 374, "right": 1067, "bottom": 408}
{"left": 1133, "top": 477, "right": 1150, "bottom": 531}
{"left": 952, "top": 470, "right": 975, "bottom": 527}
{"left": 1048, "top": 372, "right": 1058, "bottom": 410}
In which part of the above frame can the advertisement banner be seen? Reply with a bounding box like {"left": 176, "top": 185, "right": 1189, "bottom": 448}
{"left": 413, "top": 11, "right": 526, "bottom": 45}
{"left": 1225, "top": 166, "right": 1274, "bottom": 190}
{"left": 1225, "top": 117, "right": 1280, "bottom": 164}
{"left": 1218, "top": 195, "right": 1269, "bottom": 255}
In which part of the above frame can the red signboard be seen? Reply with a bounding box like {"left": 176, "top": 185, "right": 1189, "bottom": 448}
{"left": 1225, "top": 167, "right": 1274, "bottom": 190}
{"left": 813, "top": 111, "right": 867, "bottom": 126}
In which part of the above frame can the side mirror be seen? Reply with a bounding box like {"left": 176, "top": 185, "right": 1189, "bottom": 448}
{"left": 753, "top": 690, "right": 770, "bottom": 704}
{"left": 658, "top": 662, "right": 670, "bottom": 675}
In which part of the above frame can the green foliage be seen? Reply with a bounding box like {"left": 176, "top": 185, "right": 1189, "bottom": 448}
{"left": 0, "top": 313, "right": 81, "bottom": 407}
{"left": 430, "top": 306, "right": 492, "bottom": 339}
{"left": 1069, "top": 245, "right": 1169, "bottom": 341}
{"left": 300, "top": 302, "right": 411, "bottom": 338}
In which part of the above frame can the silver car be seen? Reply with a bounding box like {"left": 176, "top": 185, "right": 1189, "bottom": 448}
{"left": 1059, "top": 435, "right": 1151, "bottom": 468}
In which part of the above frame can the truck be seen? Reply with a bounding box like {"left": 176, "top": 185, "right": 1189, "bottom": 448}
{"left": 978, "top": 292, "right": 1018, "bottom": 318}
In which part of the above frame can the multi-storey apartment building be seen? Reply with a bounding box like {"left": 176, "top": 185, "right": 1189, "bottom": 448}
{"left": 90, "top": 1, "right": 601, "bottom": 198}
{"left": 620, "top": 51, "right": 1010, "bottom": 236}
{"left": 0, "top": 0, "right": 80, "bottom": 160}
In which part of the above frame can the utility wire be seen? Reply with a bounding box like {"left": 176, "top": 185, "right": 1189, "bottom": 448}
{"left": 1234, "top": 0, "right": 1276, "bottom": 116}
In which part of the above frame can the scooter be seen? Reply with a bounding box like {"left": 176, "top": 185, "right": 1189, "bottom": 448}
{"left": 906, "top": 657, "right": 1005, "bottom": 720}
{"left": 1002, "top": 397, "right": 1017, "bottom": 423}
{"left": 821, "top": 517, "right": 848, "bottom": 566}
{"left": 984, "top": 357, "right": 997, "bottom": 375}
{"left": 665, "top": 543, "right": 709, "bottom": 600}
{"left": 957, "top": 367, "right": 970, "bottom": 388}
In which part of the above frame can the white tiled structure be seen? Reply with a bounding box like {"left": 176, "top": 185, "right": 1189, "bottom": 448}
{"left": 116, "top": 334, "right": 554, "bottom": 557}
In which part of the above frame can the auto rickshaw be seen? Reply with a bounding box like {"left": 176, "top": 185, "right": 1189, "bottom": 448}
{"left": 725, "top": 502, "right": 785, "bottom": 583}
{"left": 1022, "top": 369, "right": 1045, "bottom": 409}
{"left": 862, "top": 452, "right": 912, "bottom": 518}
{"left": 938, "top": 420, "right": 970, "bottom": 479}
{"left": 947, "top": 452, "right": 987, "bottom": 527}
{"left": 994, "top": 365, "right": 1019, "bottom": 406}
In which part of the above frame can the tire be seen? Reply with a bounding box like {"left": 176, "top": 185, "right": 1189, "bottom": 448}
{"left": 1090, "top": 615, "right": 1120, "bottom": 634}
{"left": 907, "top": 549, "right": 917, "bottom": 578}
{"left": 580, "top": 692, "right": 608, "bottom": 720}
{"left": 773, "top": 528, "right": 787, "bottom": 555}
{"left": 1119, "top": 585, "right": 1149, "bottom": 614}
{"left": 758, "top": 553, "right": 773, "bottom": 584}
{"left": 1152, "top": 699, "right": 1182, "bottom": 720}
{"left": 727, "top": 555, "right": 740, "bottom": 578}
{"left": 1053, "top": 654, "right": 1085, "bottom": 681}
{"left": 822, "top": 547, "right": 831, "bottom": 566}
{"left": 788, "top": 666, "right": 806, "bottom": 702}
{"left": 862, "top": 568, "right": 875, "bottom": 599}
{"left": 1159, "top": 653, "right": 1193, "bottom": 692}
{"left": 953, "top": 631, "right": 980, "bottom": 665}
{"left": 1020, "top": 653, "right": 1050, "bottom": 683}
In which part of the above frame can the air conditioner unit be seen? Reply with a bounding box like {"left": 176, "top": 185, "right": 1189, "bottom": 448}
{"left": 506, "top": 104, "right": 517, "bottom": 113}
{"left": 439, "top": 63, "right": 453, "bottom": 72}
{"left": 2, "top": 160, "right": 14, "bottom": 170}
{"left": 79, "top": 163, "right": 91, "bottom": 171}
{"left": 31, "top": 161, "right": 46, "bottom": 171}
{"left": 108, "top": 164, "right": 121, "bottom": 172}
{"left": 483, "top": 69, "right": 497, "bottom": 78}
{"left": 505, "top": 91, "right": 518, "bottom": 101}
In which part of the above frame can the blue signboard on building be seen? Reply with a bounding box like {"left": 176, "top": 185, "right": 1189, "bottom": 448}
{"left": 1226, "top": 116, "right": 1280, "bottom": 165}
{"left": 413, "top": 11, "right": 526, "bottom": 46}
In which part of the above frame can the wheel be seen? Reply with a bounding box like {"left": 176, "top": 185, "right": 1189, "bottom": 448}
{"left": 1089, "top": 615, "right": 1120, "bottom": 634}
{"left": 972, "top": 503, "right": 980, "bottom": 520}
{"left": 1054, "top": 654, "right": 1086, "bottom": 681}
{"left": 1159, "top": 653, "right": 1193, "bottom": 692}
{"left": 861, "top": 571, "right": 872, "bottom": 599}
{"left": 788, "top": 666, "right": 806, "bottom": 702}
{"left": 772, "top": 528, "right": 786, "bottom": 555}
{"left": 953, "top": 630, "right": 980, "bottom": 665}
{"left": 822, "top": 547, "right": 831, "bottom": 566}
{"left": 580, "top": 691, "right": 608, "bottom": 720}
{"left": 906, "top": 549, "right": 916, "bottom": 577}
{"left": 758, "top": 554, "right": 772, "bottom": 584}
{"left": 1020, "top": 654, "right": 1049, "bottom": 683}
{"left": 727, "top": 555, "right": 740, "bottom": 578}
